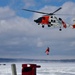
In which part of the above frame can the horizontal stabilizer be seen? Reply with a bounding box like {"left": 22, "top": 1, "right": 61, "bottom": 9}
{"left": 72, "top": 24, "right": 75, "bottom": 28}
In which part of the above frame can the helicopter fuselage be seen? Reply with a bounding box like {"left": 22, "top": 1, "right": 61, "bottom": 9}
{"left": 34, "top": 15, "right": 67, "bottom": 31}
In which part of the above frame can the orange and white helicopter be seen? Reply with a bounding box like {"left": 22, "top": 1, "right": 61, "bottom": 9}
{"left": 23, "top": 7, "right": 75, "bottom": 31}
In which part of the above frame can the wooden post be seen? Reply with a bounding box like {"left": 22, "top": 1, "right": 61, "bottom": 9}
{"left": 11, "top": 64, "right": 17, "bottom": 75}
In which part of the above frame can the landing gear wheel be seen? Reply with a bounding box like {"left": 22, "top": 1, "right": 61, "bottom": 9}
{"left": 48, "top": 25, "right": 51, "bottom": 27}
{"left": 59, "top": 28, "right": 62, "bottom": 31}
{"left": 42, "top": 25, "right": 44, "bottom": 28}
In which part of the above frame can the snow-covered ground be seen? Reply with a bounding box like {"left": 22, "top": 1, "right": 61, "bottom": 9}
{"left": 0, "top": 62, "right": 75, "bottom": 75}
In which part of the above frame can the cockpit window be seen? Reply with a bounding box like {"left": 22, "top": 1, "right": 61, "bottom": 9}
{"left": 37, "top": 17, "right": 42, "bottom": 22}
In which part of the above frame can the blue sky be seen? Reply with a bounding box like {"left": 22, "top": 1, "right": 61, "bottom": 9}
{"left": 0, "top": 0, "right": 75, "bottom": 59}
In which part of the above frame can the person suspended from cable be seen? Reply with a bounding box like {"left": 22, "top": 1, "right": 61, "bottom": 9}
{"left": 45, "top": 47, "right": 50, "bottom": 55}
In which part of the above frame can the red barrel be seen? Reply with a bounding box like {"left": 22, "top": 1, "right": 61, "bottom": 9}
{"left": 22, "top": 64, "right": 41, "bottom": 75}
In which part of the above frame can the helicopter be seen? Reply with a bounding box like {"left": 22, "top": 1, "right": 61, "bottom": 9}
{"left": 23, "top": 7, "right": 75, "bottom": 31}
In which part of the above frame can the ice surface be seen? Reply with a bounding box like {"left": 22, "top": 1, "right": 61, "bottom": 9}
{"left": 0, "top": 62, "right": 75, "bottom": 75}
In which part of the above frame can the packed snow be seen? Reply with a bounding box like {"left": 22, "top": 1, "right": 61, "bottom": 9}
{"left": 0, "top": 62, "right": 75, "bottom": 75}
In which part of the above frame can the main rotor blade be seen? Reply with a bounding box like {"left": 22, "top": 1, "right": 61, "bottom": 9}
{"left": 22, "top": 9, "right": 49, "bottom": 14}
{"left": 54, "top": 14, "right": 75, "bottom": 16}
{"left": 48, "top": 7, "right": 62, "bottom": 15}
{"left": 23, "top": 8, "right": 75, "bottom": 16}
{"left": 53, "top": 7, "right": 62, "bottom": 14}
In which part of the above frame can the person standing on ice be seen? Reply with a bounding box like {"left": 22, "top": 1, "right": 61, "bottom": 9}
{"left": 45, "top": 47, "right": 50, "bottom": 55}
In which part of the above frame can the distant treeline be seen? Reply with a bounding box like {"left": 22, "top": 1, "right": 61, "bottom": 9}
{"left": 0, "top": 58, "right": 75, "bottom": 63}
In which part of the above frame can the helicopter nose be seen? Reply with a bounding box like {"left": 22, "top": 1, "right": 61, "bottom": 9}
{"left": 34, "top": 20, "right": 37, "bottom": 23}
{"left": 34, "top": 18, "right": 42, "bottom": 23}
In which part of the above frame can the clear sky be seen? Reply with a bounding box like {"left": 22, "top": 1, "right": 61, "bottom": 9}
{"left": 0, "top": 0, "right": 75, "bottom": 59}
